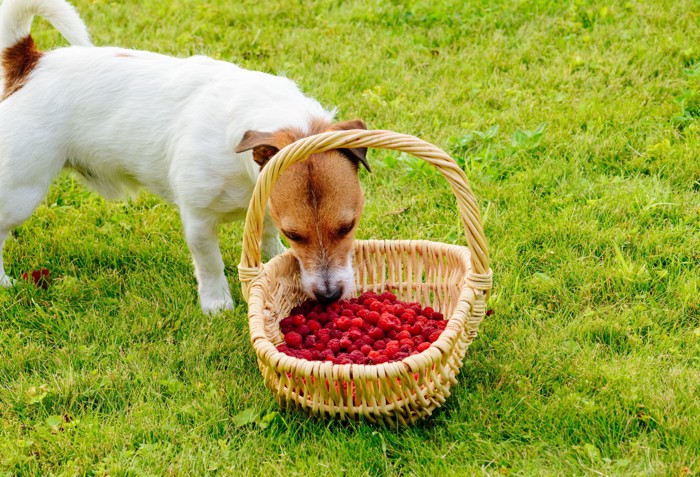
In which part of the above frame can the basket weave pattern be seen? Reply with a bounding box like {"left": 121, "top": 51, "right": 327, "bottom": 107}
{"left": 238, "top": 130, "right": 492, "bottom": 424}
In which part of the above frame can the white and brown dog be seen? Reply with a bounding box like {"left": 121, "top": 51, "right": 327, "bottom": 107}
{"left": 0, "top": 0, "right": 369, "bottom": 313}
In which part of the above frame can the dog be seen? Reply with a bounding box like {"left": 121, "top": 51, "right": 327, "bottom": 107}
{"left": 0, "top": 0, "right": 369, "bottom": 313}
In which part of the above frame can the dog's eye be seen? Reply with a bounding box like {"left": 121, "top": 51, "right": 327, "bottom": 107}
{"left": 284, "top": 231, "right": 306, "bottom": 243}
{"left": 336, "top": 221, "right": 355, "bottom": 238}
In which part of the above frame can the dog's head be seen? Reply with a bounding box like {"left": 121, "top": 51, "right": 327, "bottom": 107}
{"left": 236, "top": 119, "right": 369, "bottom": 304}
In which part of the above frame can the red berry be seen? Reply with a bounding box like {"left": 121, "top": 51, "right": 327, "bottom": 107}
{"left": 377, "top": 314, "right": 394, "bottom": 332}
{"left": 351, "top": 317, "right": 364, "bottom": 328}
{"left": 360, "top": 344, "right": 373, "bottom": 356}
{"left": 369, "top": 300, "right": 383, "bottom": 312}
{"left": 341, "top": 308, "right": 354, "bottom": 318}
{"left": 348, "top": 328, "right": 363, "bottom": 341}
{"left": 430, "top": 311, "right": 444, "bottom": 321}
{"left": 304, "top": 335, "right": 317, "bottom": 348}
{"left": 316, "top": 328, "right": 331, "bottom": 343}
{"left": 399, "top": 338, "right": 414, "bottom": 349}
{"left": 291, "top": 314, "right": 306, "bottom": 326}
{"left": 336, "top": 316, "right": 352, "bottom": 331}
{"left": 380, "top": 291, "right": 396, "bottom": 302}
{"left": 340, "top": 337, "right": 352, "bottom": 350}
{"left": 369, "top": 352, "right": 388, "bottom": 364}
{"left": 349, "top": 350, "right": 366, "bottom": 364}
{"left": 327, "top": 339, "right": 341, "bottom": 353}
{"left": 285, "top": 332, "right": 303, "bottom": 348}
{"left": 366, "top": 311, "right": 380, "bottom": 325}
{"left": 400, "top": 311, "right": 416, "bottom": 324}
{"left": 373, "top": 340, "right": 386, "bottom": 351}
{"left": 429, "top": 331, "right": 442, "bottom": 343}
{"left": 368, "top": 327, "right": 384, "bottom": 340}
{"left": 417, "top": 342, "right": 431, "bottom": 352}
{"left": 296, "top": 325, "right": 310, "bottom": 336}
{"left": 384, "top": 345, "right": 399, "bottom": 359}
{"left": 307, "top": 320, "right": 322, "bottom": 332}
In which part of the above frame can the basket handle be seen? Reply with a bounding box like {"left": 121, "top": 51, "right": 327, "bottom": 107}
{"left": 238, "top": 129, "right": 491, "bottom": 301}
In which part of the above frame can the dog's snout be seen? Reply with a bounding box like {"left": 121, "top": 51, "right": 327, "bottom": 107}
{"left": 314, "top": 288, "right": 342, "bottom": 305}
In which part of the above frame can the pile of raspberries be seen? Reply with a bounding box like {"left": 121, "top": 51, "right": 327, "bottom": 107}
{"left": 277, "top": 290, "right": 447, "bottom": 365}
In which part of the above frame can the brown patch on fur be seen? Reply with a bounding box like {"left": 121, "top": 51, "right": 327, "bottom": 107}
{"left": 2, "top": 36, "right": 43, "bottom": 100}
{"left": 115, "top": 53, "right": 133, "bottom": 58}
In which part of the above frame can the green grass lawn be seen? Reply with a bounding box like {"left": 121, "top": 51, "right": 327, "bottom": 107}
{"left": 1, "top": 0, "right": 699, "bottom": 475}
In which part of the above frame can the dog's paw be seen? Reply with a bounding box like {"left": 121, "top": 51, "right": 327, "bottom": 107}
{"left": 200, "top": 295, "right": 235, "bottom": 315}
{"left": 262, "top": 237, "right": 287, "bottom": 260}
{"left": 0, "top": 274, "right": 15, "bottom": 288}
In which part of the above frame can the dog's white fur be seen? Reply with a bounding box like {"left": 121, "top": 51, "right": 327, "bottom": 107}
{"left": 0, "top": 0, "right": 340, "bottom": 312}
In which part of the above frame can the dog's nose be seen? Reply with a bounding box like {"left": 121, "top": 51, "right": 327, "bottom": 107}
{"left": 314, "top": 288, "right": 342, "bottom": 305}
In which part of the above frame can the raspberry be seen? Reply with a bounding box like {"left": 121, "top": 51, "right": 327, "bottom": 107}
{"left": 377, "top": 314, "right": 394, "bottom": 332}
{"left": 339, "top": 337, "right": 352, "bottom": 350}
{"left": 328, "top": 302, "right": 341, "bottom": 314}
{"left": 330, "top": 329, "right": 343, "bottom": 340}
{"left": 299, "top": 349, "right": 313, "bottom": 360}
{"left": 380, "top": 291, "right": 396, "bottom": 302}
{"left": 304, "top": 335, "right": 317, "bottom": 348}
{"left": 348, "top": 328, "right": 363, "bottom": 342}
{"left": 384, "top": 345, "right": 399, "bottom": 359}
{"left": 296, "top": 324, "right": 310, "bottom": 337}
{"left": 341, "top": 308, "right": 354, "bottom": 318}
{"left": 316, "top": 328, "right": 331, "bottom": 343}
{"left": 291, "top": 314, "right": 306, "bottom": 326}
{"left": 349, "top": 350, "right": 366, "bottom": 364}
{"left": 351, "top": 317, "right": 364, "bottom": 329}
{"left": 399, "top": 338, "right": 414, "bottom": 349}
{"left": 285, "top": 332, "right": 303, "bottom": 348}
{"left": 366, "top": 311, "right": 380, "bottom": 325}
{"left": 400, "top": 311, "right": 416, "bottom": 324}
{"left": 368, "top": 327, "right": 384, "bottom": 340}
{"left": 368, "top": 352, "right": 388, "bottom": 364}
{"left": 429, "top": 331, "right": 442, "bottom": 343}
{"left": 386, "top": 330, "right": 398, "bottom": 340}
{"left": 417, "top": 342, "right": 431, "bottom": 352}
{"left": 356, "top": 309, "right": 370, "bottom": 320}
{"left": 422, "top": 306, "right": 435, "bottom": 317}
{"left": 327, "top": 339, "right": 341, "bottom": 353}
{"left": 369, "top": 300, "right": 383, "bottom": 312}
{"left": 335, "top": 316, "right": 352, "bottom": 331}
{"left": 307, "top": 320, "right": 322, "bottom": 332}
{"left": 360, "top": 344, "right": 373, "bottom": 356}
{"left": 373, "top": 340, "right": 386, "bottom": 351}
{"left": 430, "top": 311, "right": 444, "bottom": 321}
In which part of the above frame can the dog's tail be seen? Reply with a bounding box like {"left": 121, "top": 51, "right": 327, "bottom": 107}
{"left": 0, "top": 0, "right": 91, "bottom": 51}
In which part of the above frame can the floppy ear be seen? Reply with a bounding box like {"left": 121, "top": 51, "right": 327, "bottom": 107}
{"left": 329, "top": 119, "right": 370, "bottom": 173}
{"left": 235, "top": 131, "right": 279, "bottom": 169}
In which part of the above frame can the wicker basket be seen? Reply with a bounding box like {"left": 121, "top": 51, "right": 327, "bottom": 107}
{"left": 238, "top": 129, "right": 492, "bottom": 425}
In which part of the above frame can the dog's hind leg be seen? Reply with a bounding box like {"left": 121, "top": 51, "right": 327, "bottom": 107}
{"left": 0, "top": 229, "right": 12, "bottom": 287}
{"left": 0, "top": 183, "right": 53, "bottom": 287}
{"left": 180, "top": 208, "right": 234, "bottom": 314}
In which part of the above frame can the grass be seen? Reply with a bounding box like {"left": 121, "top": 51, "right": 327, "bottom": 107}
{"left": 1, "top": 0, "right": 699, "bottom": 475}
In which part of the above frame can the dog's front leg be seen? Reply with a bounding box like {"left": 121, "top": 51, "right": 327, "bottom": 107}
{"left": 261, "top": 212, "right": 286, "bottom": 260}
{"left": 180, "top": 210, "right": 233, "bottom": 314}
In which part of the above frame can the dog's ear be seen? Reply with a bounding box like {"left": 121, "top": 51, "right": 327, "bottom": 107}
{"left": 329, "top": 119, "right": 370, "bottom": 173}
{"left": 235, "top": 131, "right": 279, "bottom": 169}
